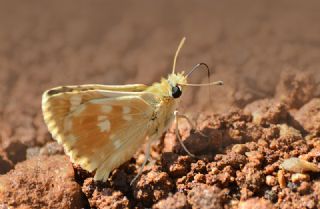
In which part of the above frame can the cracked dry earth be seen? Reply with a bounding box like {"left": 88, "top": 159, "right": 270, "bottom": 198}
{"left": 1, "top": 0, "right": 320, "bottom": 208}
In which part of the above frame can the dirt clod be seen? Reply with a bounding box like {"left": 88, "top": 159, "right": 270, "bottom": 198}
{"left": 153, "top": 192, "right": 191, "bottom": 209}
{"left": 0, "top": 148, "right": 12, "bottom": 175}
{"left": 187, "top": 184, "right": 224, "bottom": 209}
{"left": 0, "top": 155, "right": 86, "bottom": 208}
{"left": 238, "top": 198, "right": 273, "bottom": 209}
{"left": 133, "top": 167, "right": 174, "bottom": 207}
{"left": 294, "top": 98, "right": 320, "bottom": 135}
{"left": 244, "top": 99, "right": 288, "bottom": 125}
{"left": 161, "top": 153, "right": 193, "bottom": 178}
{"left": 275, "top": 69, "right": 316, "bottom": 109}
{"left": 82, "top": 178, "right": 130, "bottom": 209}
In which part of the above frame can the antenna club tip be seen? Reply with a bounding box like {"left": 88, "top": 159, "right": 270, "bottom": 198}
{"left": 217, "top": 81, "right": 224, "bottom": 85}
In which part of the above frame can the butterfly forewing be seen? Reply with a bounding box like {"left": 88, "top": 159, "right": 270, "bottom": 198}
{"left": 42, "top": 84, "right": 148, "bottom": 143}
{"left": 42, "top": 85, "right": 155, "bottom": 181}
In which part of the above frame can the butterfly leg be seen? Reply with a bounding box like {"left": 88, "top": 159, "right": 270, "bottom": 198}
{"left": 174, "top": 111, "right": 208, "bottom": 137}
{"left": 130, "top": 136, "right": 156, "bottom": 185}
{"left": 174, "top": 111, "right": 196, "bottom": 158}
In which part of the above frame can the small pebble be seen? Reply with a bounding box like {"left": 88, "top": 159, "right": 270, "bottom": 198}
{"left": 264, "top": 164, "right": 276, "bottom": 175}
{"left": 193, "top": 173, "right": 206, "bottom": 183}
{"left": 210, "top": 167, "right": 219, "bottom": 174}
{"left": 280, "top": 158, "right": 320, "bottom": 173}
{"left": 291, "top": 173, "right": 310, "bottom": 183}
{"left": 232, "top": 144, "right": 248, "bottom": 154}
{"left": 278, "top": 124, "right": 302, "bottom": 138}
{"left": 245, "top": 151, "right": 264, "bottom": 161}
{"left": 269, "top": 141, "right": 277, "bottom": 150}
{"left": 277, "top": 170, "right": 286, "bottom": 189}
{"left": 258, "top": 139, "right": 268, "bottom": 147}
{"left": 266, "top": 175, "right": 277, "bottom": 186}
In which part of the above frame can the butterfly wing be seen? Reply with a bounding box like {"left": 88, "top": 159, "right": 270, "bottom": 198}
{"left": 42, "top": 85, "right": 157, "bottom": 181}
{"left": 45, "top": 84, "right": 148, "bottom": 96}
{"left": 42, "top": 84, "right": 148, "bottom": 140}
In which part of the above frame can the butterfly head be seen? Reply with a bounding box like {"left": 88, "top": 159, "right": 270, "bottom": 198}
{"left": 167, "top": 72, "right": 187, "bottom": 99}
{"left": 147, "top": 37, "right": 223, "bottom": 100}
{"left": 167, "top": 37, "right": 223, "bottom": 100}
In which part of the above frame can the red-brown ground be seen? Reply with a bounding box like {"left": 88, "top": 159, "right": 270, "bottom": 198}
{"left": 0, "top": 0, "right": 320, "bottom": 208}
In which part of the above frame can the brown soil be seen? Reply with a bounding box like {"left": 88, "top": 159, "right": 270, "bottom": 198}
{"left": 0, "top": 0, "right": 320, "bottom": 208}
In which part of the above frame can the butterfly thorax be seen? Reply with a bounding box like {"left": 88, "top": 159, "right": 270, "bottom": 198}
{"left": 143, "top": 73, "right": 187, "bottom": 137}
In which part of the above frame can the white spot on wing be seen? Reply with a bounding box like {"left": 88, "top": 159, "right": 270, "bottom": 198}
{"left": 113, "top": 140, "right": 122, "bottom": 149}
{"left": 109, "top": 134, "right": 121, "bottom": 149}
{"left": 98, "top": 120, "right": 111, "bottom": 132}
{"left": 122, "top": 106, "right": 131, "bottom": 114}
{"left": 101, "top": 105, "right": 113, "bottom": 113}
{"left": 98, "top": 115, "right": 108, "bottom": 121}
{"left": 70, "top": 95, "right": 82, "bottom": 111}
{"left": 90, "top": 99, "right": 105, "bottom": 104}
{"left": 123, "top": 115, "right": 132, "bottom": 121}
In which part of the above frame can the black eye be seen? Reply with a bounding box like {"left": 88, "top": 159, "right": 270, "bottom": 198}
{"left": 172, "top": 86, "right": 182, "bottom": 98}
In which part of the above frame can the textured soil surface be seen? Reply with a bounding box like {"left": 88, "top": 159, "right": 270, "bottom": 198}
{"left": 1, "top": 0, "right": 320, "bottom": 208}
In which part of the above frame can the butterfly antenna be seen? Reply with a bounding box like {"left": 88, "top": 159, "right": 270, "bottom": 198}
{"left": 172, "top": 37, "right": 186, "bottom": 74}
{"left": 186, "top": 63, "right": 209, "bottom": 78}
{"left": 184, "top": 63, "right": 223, "bottom": 86}
{"left": 208, "top": 66, "right": 212, "bottom": 107}
{"left": 186, "top": 63, "right": 214, "bottom": 106}
{"left": 182, "top": 81, "right": 224, "bottom": 87}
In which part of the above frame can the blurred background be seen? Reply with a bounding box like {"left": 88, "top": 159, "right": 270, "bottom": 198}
{"left": 0, "top": 0, "right": 320, "bottom": 154}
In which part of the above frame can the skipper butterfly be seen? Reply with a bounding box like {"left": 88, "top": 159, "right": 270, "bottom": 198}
{"left": 42, "top": 38, "right": 223, "bottom": 184}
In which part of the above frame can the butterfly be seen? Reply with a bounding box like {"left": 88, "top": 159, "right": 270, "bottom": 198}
{"left": 42, "top": 37, "right": 223, "bottom": 184}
